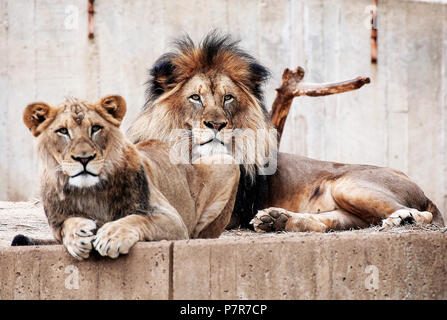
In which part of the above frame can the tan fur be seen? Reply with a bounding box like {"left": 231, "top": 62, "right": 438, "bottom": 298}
{"left": 252, "top": 153, "right": 444, "bottom": 232}
{"left": 23, "top": 95, "right": 239, "bottom": 260}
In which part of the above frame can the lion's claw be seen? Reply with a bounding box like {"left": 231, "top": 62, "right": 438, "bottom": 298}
{"left": 93, "top": 221, "right": 139, "bottom": 259}
{"left": 61, "top": 217, "right": 97, "bottom": 260}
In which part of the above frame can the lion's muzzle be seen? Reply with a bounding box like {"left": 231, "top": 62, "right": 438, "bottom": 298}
{"left": 62, "top": 154, "right": 104, "bottom": 188}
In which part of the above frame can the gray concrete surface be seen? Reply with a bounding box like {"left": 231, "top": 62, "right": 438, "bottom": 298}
{"left": 1, "top": 201, "right": 446, "bottom": 299}
{"left": 0, "top": 229, "right": 446, "bottom": 300}
{"left": 173, "top": 232, "right": 447, "bottom": 299}
{"left": 0, "top": 241, "right": 171, "bottom": 299}
{"left": 1, "top": 0, "right": 446, "bottom": 224}
{"left": 0, "top": 201, "right": 52, "bottom": 247}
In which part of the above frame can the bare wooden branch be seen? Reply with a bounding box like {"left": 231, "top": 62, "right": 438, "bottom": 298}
{"left": 270, "top": 67, "right": 370, "bottom": 145}
{"left": 88, "top": 0, "right": 95, "bottom": 39}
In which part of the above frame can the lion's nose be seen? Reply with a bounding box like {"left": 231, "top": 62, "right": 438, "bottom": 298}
{"left": 204, "top": 121, "right": 227, "bottom": 132}
{"left": 72, "top": 154, "right": 96, "bottom": 166}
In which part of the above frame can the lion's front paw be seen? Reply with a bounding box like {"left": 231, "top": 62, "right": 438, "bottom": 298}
{"left": 61, "top": 217, "right": 97, "bottom": 260}
{"left": 93, "top": 221, "right": 140, "bottom": 259}
{"left": 250, "top": 208, "right": 290, "bottom": 233}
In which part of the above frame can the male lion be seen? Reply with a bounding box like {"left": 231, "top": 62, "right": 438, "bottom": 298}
{"left": 127, "top": 32, "right": 444, "bottom": 232}
{"left": 15, "top": 95, "right": 239, "bottom": 259}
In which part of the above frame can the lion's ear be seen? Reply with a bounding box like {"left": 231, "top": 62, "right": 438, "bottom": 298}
{"left": 148, "top": 59, "right": 176, "bottom": 99}
{"left": 98, "top": 95, "right": 127, "bottom": 126}
{"left": 249, "top": 62, "right": 270, "bottom": 84}
{"left": 248, "top": 62, "right": 270, "bottom": 100}
{"left": 23, "top": 102, "right": 54, "bottom": 137}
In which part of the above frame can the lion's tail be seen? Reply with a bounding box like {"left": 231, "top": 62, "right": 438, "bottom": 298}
{"left": 11, "top": 234, "right": 58, "bottom": 246}
{"left": 426, "top": 198, "right": 445, "bottom": 227}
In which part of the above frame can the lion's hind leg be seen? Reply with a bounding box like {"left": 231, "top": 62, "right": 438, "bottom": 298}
{"left": 251, "top": 207, "right": 368, "bottom": 233}
{"left": 331, "top": 176, "right": 434, "bottom": 230}
{"left": 380, "top": 208, "right": 433, "bottom": 230}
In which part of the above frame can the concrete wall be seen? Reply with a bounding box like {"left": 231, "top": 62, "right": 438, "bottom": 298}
{"left": 1, "top": 231, "right": 446, "bottom": 299}
{"left": 0, "top": 0, "right": 446, "bottom": 221}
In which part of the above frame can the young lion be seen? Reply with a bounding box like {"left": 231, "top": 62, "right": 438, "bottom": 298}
{"left": 16, "top": 95, "right": 239, "bottom": 260}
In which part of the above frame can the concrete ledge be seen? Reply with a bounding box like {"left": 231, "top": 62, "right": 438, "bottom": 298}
{"left": 0, "top": 241, "right": 171, "bottom": 299}
{"left": 0, "top": 231, "right": 446, "bottom": 299}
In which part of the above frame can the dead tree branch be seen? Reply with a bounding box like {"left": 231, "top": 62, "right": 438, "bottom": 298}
{"left": 270, "top": 67, "right": 371, "bottom": 145}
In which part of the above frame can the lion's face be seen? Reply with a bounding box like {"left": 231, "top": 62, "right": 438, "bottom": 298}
{"left": 127, "top": 33, "right": 277, "bottom": 177}
{"left": 175, "top": 73, "right": 247, "bottom": 157}
{"left": 24, "top": 95, "right": 127, "bottom": 188}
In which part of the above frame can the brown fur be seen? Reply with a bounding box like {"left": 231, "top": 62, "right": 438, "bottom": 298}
{"left": 254, "top": 153, "right": 444, "bottom": 232}
{"left": 128, "top": 32, "right": 444, "bottom": 233}
{"left": 20, "top": 95, "right": 239, "bottom": 259}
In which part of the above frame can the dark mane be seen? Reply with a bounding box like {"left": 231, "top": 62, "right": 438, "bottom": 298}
{"left": 145, "top": 31, "right": 270, "bottom": 110}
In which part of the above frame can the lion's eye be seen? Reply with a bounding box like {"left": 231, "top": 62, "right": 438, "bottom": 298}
{"left": 91, "top": 125, "right": 102, "bottom": 134}
{"left": 189, "top": 94, "right": 201, "bottom": 102}
{"left": 55, "top": 127, "right": 69, "bottom": 135}
{"left": 224, "top": 95, "right": 234, "bottom": 102}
